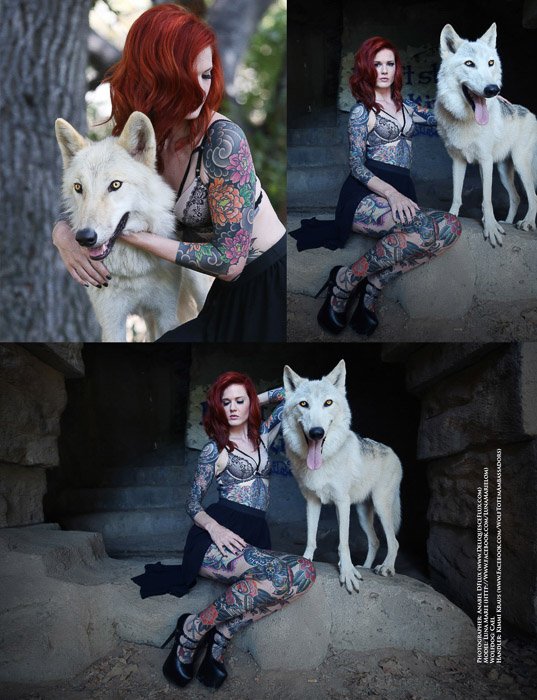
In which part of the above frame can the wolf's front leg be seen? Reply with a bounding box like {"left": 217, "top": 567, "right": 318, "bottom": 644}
{"left": 449, "top": 155, "right": 467, "bottom": 217}
{"left": 303, "top": 495, "right": 322, "bottom": 561}
{"left": 335, "top": 499, "right": 362, "bottom": 593}
{"left": 90, "top": 293, "right": 129, "bottom": 342}
{"left": 480, "top": 158, "right": 506, "bottom": 247}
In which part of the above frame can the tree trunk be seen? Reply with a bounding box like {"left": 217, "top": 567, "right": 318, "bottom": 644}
{"left": 207, "top": 0, "right": 273, "bottom": 90}
{"left": 0, "top": 0, "right": 99, "bottom": 341}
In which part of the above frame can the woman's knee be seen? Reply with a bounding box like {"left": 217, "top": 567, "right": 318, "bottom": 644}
{"left": 243, "top": 547, "right": 293, "bottom": 597}
{"left": 297, "top": 556, "right": 317, "bottom": 588}
{"left": 285, "top": 556, "right": 317, "bottom": 600}
{"left": 401, "top": 210, "right": 438, "bottom": 249}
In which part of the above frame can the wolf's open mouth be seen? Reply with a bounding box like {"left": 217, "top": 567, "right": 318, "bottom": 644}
{"left": 88, "top": 212, "right": 130, "bottom": 261}
{"left": 462, "top": 85, "right": 489, "bottom": 126}
{"left": 304, "top": 431, "right": 326, "bottom": 471}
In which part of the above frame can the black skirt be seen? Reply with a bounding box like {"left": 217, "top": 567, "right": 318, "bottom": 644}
{"left": 156, "top": 236, "right": 286, "bottom": 342}
{"left": 131, "top": 499, "right": 271, "bottom": 599}
{"left": 289, "top": 160, "right": 417, "bottom": 251}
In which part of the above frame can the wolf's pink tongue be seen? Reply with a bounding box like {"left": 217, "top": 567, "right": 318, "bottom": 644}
{"left": 89, "top": 244, "right": 107, "bottom": 259}
{"left": 473, "top": 94, "right": 489, "bottom": 126}
{"left": 306, "top": 439, "right": 323, "bottom": 470}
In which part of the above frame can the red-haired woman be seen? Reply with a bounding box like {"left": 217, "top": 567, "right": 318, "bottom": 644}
{"left": 52, "top": 4, "right": 285, "bottom": 341}
{"left": 143, "top": 371, "right": 315, "bottom": 689}
{"left": 316, "top": 36, "right": 461, "bottom": 336}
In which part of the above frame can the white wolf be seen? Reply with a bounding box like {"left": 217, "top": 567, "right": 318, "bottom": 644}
{"left": 282, "top": 360, "right": 402, "bottom": 593}
{"left": 55, "top": 111, "right": 212, "bottom": 341}
{"left": 435, "top": 23, "right": 537, "bottom": 247}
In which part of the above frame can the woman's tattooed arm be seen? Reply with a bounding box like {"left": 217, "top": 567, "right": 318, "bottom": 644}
{"left": 175, "top": 120, "right": 256, "bottom": 281}
{"left": 260, "top": 387, "right": 286, "bottom": 444}
{"left": 348, "top": 103, "right": 375, "bottom": 184}
{"left": 185, "top": 440, "right": 218, "bottom": 520}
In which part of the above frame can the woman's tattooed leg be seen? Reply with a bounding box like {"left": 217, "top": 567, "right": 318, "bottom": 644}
{"left": 330, "top": 197, "right": 462, "bottom": 313}
{"left": 182, "top": 545, "right": 316, "bottom": 663}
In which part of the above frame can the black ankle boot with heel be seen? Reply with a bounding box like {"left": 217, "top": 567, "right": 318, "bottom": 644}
{"left": 316, "top": 265, "right": 352, "bottom": 334}
{"left": 162, "top": 613, "right": 206, "bottom": 688}
{"left": 197, "top": 627, "right": 230, "bottom": 689}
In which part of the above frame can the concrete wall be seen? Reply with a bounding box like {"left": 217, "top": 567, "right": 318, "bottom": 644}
{"left": 399, "top": 342, "right": 537, "bottom": 635}
{"left": 0, "top": 344, "right": 84, "bottom": 527}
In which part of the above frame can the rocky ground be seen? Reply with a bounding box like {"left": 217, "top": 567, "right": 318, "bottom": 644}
{"left": 2, "top": 630, "right": 535, "bottom": 700}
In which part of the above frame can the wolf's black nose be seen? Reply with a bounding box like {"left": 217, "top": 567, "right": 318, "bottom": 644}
{"left": 484, "top": 84, "right": 500, "bottom": 97}
{"left": 309, "top": 427, "right": 325, "bottom": 440}
{"left": 76, "top": 228, "right": 98, "bottom": 247}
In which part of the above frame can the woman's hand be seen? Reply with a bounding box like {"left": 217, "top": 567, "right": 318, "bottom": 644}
{"left": 206, "top": 521, "right": 247, "bottom": 557}
{"left": 52, "top": 220, "right": 110, "bottom": 287}
{"left": 385, "top": 190, "right": 419, "bottom": 225}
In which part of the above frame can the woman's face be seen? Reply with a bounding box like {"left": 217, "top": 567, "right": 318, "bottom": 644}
{"left": 185, "top": 46, "right": 213, "bottom": 120}
{"left": 222, "top": 384, "right": 251, "bottom": 429}
{"left": 374, "top": 48, "right": 396, "bottom": 90}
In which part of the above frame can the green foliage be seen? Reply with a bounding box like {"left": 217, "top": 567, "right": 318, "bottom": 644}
{"left": 225, "top": 0, "right": 287, "bottom": 220}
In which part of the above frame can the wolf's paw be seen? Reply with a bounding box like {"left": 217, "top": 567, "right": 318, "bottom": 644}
{"left": 339, "top": 565, "right": 363, "bottom": 593}
{"left": 482, "top": 220, "right": 506, "bottom": 248}
{"left": 303, "top": 546, "right": 315, "bottom": 560}
{"left": 515, "top": 218, "right": 536, "bottom": 232}
{"left": 373, "top": 564, "right": 395, "bottom": 577}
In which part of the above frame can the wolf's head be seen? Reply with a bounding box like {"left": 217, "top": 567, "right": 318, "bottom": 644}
{"left": 55, "top": 112, "right": 175, "bottom": 261}
{"left": 282, "top": 360, "right": 351, "bottom": 470}
{"left": 437, "top": 23, "right": 502, "bottom": 125}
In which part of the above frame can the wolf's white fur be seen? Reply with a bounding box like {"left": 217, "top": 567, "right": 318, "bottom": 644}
{"left": 55, "top": 112, "right": 212, "bottom": 341}
{"left": 435, "top": 23, "right": 537, "bottom": 247}
{"left": 282, "top": 360, "right": 402, "bottom": 593}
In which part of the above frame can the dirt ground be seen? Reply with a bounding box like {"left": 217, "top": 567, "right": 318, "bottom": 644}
{"left": 2, "top": 631, "right": 535, "bottom": 700}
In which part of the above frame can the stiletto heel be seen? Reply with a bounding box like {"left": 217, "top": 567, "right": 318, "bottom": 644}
{"left": 162, "top": 613, "right": 206, "bottom": 688}
{"left": 160, "top": 629, "right": 175, "bottom": 649}
{"left": 349, "top": 279, "right": 379, "bottom": 336}
{"left": 316, "top": 265, "right": 352, "bottom": 334}
{"left": 197, "top": 627, "right": 230, "bottom": 689}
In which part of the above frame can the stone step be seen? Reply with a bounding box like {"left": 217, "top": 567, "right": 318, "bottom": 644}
{"left": 56, "top": 486, "right": 186, "bottom": 514}
{"left": 288, "top": 125, "right": 344, "bottom": 147}
{"left": 99, "top": 464, "right": 186, "bottom": 488}
{"left": 60, "top": 507, "right": 191, "bottom": 539}
{"left": 104, "top": 533, "right": 185, "bottom": 558}
{"left": 130, "top": 444, "right": 185, "bottom": 468}
{"left": 287, "top": 164, "right": 346, "bottom": 210}
{"left": 288, "top": 143, "right": 347, "bottom": 168}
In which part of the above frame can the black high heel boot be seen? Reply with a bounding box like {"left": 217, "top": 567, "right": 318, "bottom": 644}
{"left": 196, "top": 627, "right": 230, "bottom": 689}
{"left": 349, "top": 279, "right": 379, "bottom": 336}
{"left": 316, "top": 265, "right": 352, "bottom": 334}
{"left": 162, "top": 613, "right": 205, "bottom": 688}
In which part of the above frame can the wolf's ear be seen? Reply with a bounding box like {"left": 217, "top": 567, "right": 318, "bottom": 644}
{"left": 55, "top": 119, "right": 87, "bottom": 168}
{"left": 117, "top": 112, "right": 157, "bottom": 169}
{"left": 283, "top": 366, "right": 305, "bottom": 393}
{"left": 439, "top": 24, "right": 463, "bottom": 59}
{"left": 325, "top": 359, "right": 346, "bottom": 391}
{"left": 479, "top": 23, "right": 497, "bottom": 48}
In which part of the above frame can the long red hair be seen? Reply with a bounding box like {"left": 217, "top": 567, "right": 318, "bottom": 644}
{"left": 203, "top": 372, "right": 261, "bottom": 452}
{"left": 349, "top": 36, "right": 403, "bottom": 113}
{"left": 102, "top": 3, "right": 224, "bottom": 164}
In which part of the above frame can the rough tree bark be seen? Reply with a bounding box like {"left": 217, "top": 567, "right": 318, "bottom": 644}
{"left": 207, "top": 0, "right": 273, "bottom": 91}
{"left": 0, "top": 0, "right": 99, "bottom": 341}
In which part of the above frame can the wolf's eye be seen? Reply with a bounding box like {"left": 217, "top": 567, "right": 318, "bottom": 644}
{"left": 488, "top": 60, "right": 494, "bottom": 66}
{"left": 464, "top": 60, "right": 475, "bottom": 67}
{"left": 324, "top": 400, "right": 333, "bottom": 407}
{"left": 73, "top": 182, "right": 82, "bottom": 193}
{"left": 299, "top": 400, "right": 309, "bottom": 408}
{"left": 109, "top": 180, "right": 123, "bottom": 191}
